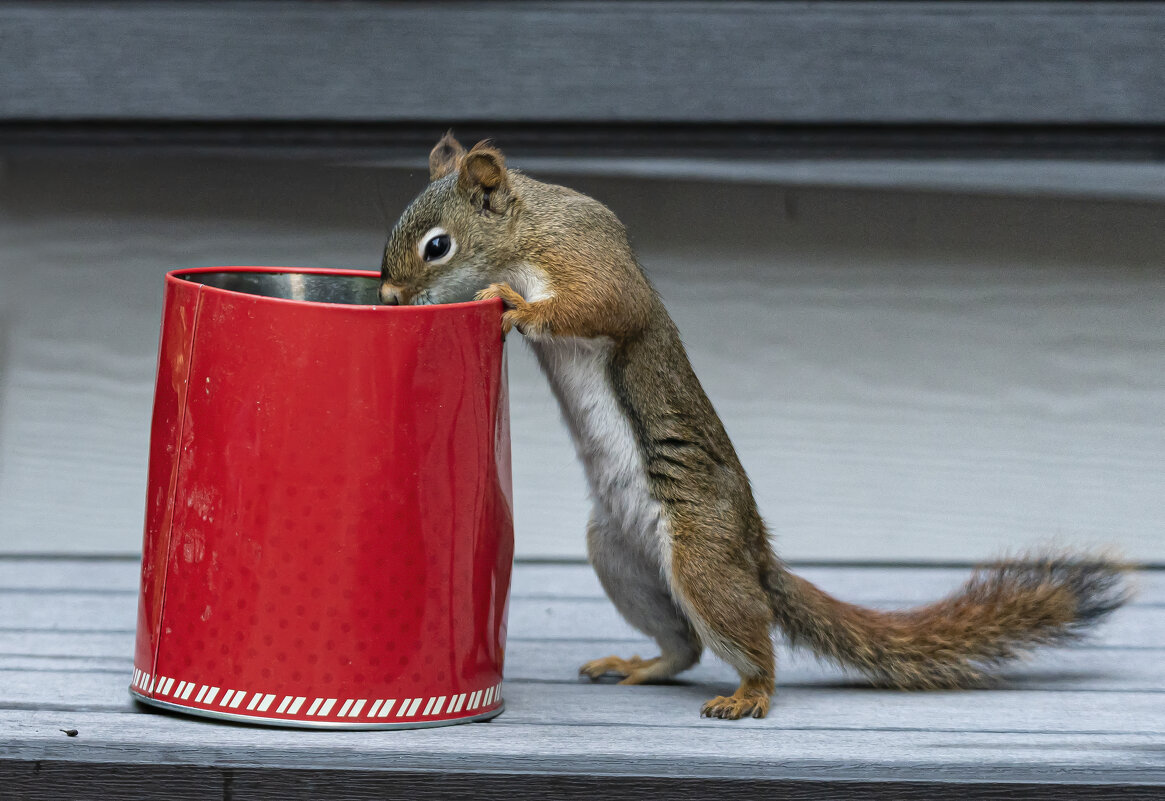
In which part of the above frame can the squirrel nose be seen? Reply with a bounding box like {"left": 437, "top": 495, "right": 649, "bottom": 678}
{"left": 379, "top": 283, "right": 405, "bottom": 306}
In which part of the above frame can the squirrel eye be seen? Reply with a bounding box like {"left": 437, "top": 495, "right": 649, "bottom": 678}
{"left": 425, "top": 235, "right": 450, "bottom": 260}
{"left": 418, "top": 227, "right": 456, "bottom": 264}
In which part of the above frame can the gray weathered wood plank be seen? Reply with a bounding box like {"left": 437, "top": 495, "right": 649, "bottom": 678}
{"left": 0, "top": 559, "right": 140, "bottom": 592}
{"left": 2, "top": 586, "right": 1157, "bottom": 647}
{"left": 507, "top": 158, "right": 1165, "bottom": 203}
{"left": 5, "top": 623, "right": 1161, "bottom": 688}
{"left": 2, "top": 704, "right": 1163, "bottom": 785}
{"left": 511, "top": 600, "right": 1162, "bottom": 648}
{"left": 8, "top": 667, "right": 1164, "bottom": 735}
{"left": 515, "top": 640, "right": 1164, "bottom": 693}
{"left": 7, "top": 559, "right": 1162, "bottom": 606}
{"left": 3, "top": 2, "right": 1164, "bottom": 124}
{"left": 515, "top": 564, "right": 1165, "bottom": 607}
{"left": 5, "top": 759, "right": 1156, "bottom": 801}
{"left": 0, "top": 631, "right": 133, "bottom": 660}
{"left": 4, "top": 641, "right": 1161, "bottom": 693}
{"left": 1, "top": 560, "right": 1162, "bottom": 791}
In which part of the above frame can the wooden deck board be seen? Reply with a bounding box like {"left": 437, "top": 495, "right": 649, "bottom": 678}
{"left": 4, "top": 702, "right": 1164, "bottom": 782}
{"left": 6, "top": 670, "right": 1165, "bottom": 733}
{"left": 4, "top": 560, "right": 1162, "bottom": 648}
{"left": 6, "top": 558, "right": 1164, "bottom": 602}
{"left": 2, "top": 642, "right": 1163, "bottom": 694}
{"left": 1, "top": 557, "right": 1162, "bottom": 795}
{"left": 3, "top": 584, "right": 1162, "bottom": 648}
{"left": 5, "top": 705, "right": 1164, "bottom": 784}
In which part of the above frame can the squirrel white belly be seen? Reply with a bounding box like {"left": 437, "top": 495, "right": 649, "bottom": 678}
{"left": 378, "top": 133, "right": 1131, "bottom": 719}
{"left": 533, "top": 337, "right": 663, "bottom": 551}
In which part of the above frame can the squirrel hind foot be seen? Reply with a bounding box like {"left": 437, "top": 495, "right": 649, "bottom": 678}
{"left": 578, "top": 654, "right": 657, "bottom": 681}
{"left": 700, "top": 691, "right": 770, "bottom": 720}
{"left": 700, "top": 676, "right": 773, "bottom": 720}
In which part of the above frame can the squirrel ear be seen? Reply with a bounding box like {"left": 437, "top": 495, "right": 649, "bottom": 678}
{"left": 458, "top": 142, "right": 510, "bottom": 212}
{"left": 460, "top": 144, "right": 506, "bottom": 190}
{"left": 429, "top": 132, "right": 467, "bottom": 182}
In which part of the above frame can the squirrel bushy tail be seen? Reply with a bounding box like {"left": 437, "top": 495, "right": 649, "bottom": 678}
{"left": 765, "top": 553, "right": 1130, "bottom": 688}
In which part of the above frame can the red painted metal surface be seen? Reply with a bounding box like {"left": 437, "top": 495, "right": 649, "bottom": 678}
{"left": 132, "top": 267, "right": 513, "bottom": 727}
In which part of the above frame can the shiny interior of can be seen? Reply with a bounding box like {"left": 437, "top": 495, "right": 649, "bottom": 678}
{"left": 180, "top": 271, "right": 381, "bottom": 305}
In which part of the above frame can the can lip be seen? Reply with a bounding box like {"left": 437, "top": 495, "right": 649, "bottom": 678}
{"left": 130, "top": 687, "right": 504, "bottom": 730}
{"left": 165, "top": 265, "right": 501, "bottom": 313}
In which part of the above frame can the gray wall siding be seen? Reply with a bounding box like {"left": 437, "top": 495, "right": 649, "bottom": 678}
{"left": 1, "top": 157, "right": 1162, "bottom": 561}
{"left": 2, "top": 2, "right": 1164, "bottom": 124}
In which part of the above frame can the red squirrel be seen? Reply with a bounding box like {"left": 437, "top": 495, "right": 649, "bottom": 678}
{"left": 379, "top": 134, "right": 1130, "bottom": 719}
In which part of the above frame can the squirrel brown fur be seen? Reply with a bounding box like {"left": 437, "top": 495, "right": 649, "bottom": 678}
{"left": 380, "top": 134, "right": 1131, "bottom": 719}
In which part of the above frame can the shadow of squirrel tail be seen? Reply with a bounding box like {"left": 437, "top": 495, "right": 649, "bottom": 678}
{"left": 765, "top": 552, "right": 1132, "bottom": 688}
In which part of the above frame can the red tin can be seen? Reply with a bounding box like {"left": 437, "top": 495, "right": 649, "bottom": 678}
{"left": 131, "top": 267, "right": 513, "bottom": 728}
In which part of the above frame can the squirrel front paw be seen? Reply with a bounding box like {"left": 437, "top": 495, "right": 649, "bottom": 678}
{"left": 475, "top": 282, "right": 547, "bottom": 338}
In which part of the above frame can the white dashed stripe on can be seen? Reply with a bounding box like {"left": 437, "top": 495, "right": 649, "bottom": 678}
{"left": 129, "top": 673, "right": 502, "bottom": 727}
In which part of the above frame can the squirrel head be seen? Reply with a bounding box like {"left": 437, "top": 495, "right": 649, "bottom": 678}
{"left": 380, "top": 133, "right": 520, "bottom": 306}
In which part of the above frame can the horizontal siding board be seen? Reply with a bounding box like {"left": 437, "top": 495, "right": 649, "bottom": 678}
{"left": 509, "top": 600, "right": 1162, "bottom": 648}
{"left": 3, "top": 640, "right": 1163, "bottom": 693}
{"left": 507, "top": 639, "right": 1165, "bottom": 692}
{"left": 514, "top": 564, "right": 1165, "bottom": 607}
{"left": 2, "top": 707, "right": 1164, "bottom": 784}
{"left": 2, "top": 159, "right": 1164, "bottom": 563}
{"left": 0, "top": 631, "right": 133, "bottom": 660}
{"left": 2, "top": 576, "right": 1158, "bottom": 647}
{"left": 1, "top": 2, "right": 1164, "bottom": 124}
{"left": 0, "top": 560, "right": 140, "bottom": 592}
{"left": 4, "top": 123, "right": 1165, "bottom": 162}
{"left": 7, "top": 559, "right": 1162, "bottom": 606}
{"left": 4, "top": 762, "right": 1157, "bottom": 801}
{"left": 5, "top": 675, "right": 1165, "bottom": 736}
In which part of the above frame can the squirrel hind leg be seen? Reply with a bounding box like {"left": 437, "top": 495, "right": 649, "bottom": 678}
{"left": 667, "top": 535, "right": 778, "bottom": 719}
{"left": 584, "top": 512, "right": 703, "bottom": 685}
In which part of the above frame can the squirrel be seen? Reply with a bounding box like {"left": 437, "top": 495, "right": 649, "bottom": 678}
{"left": 379, "top": 133, "right": 1131, "bottom": 719}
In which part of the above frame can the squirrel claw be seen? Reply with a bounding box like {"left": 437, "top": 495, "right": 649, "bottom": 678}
{"left": 477, "top": 283, "right": 536, "bottom": 339}
{"left": 700, "top": 693, "right": 770, "bottom": 720}
{"left": 475, "top": 282, "right": 525, "bottom": 310}
{"left": 501, "top": 309, "right": 523, "bottom": 337}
